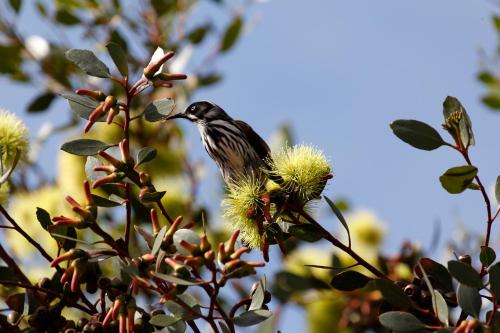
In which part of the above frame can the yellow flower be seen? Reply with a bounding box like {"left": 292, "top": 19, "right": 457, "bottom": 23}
{"left": 347, "top": 210, "right": 386, "bottom": 247}
{"left": 222, "top": 177, "right": 266, "bottom": 248}
{"left": 284, "top": 246, "right": 333, "bottom": 283}
{"left": 306, "top": 294, "right": 351, "bottom": 333}
{"left": 0, "top": 183, "right": 9, "bottom": 205}
{"left": 269, "top": 144, "right": 331, "bottom": 202}
{"left": 0, "top": 109, "right": 29, "bottom": 167}
{"left": 7, "top": 186, "right": 73, "bottom": 258}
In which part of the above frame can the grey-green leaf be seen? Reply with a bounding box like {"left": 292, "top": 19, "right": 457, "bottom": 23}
{"left": 91, "top": 194, "right": 121, "bottom": 207}
{"left": 434, "top": 289, "right": 449, "bottom": 326}
{"left": 480, "top": 246, "right": 496, "bottom": 267}
{"left": 390, "top": 119, "right": 445, "bottom": 150}
{"left": 288, "top": 224, "right": 323, "bottom": 242}
{"left": 149, "top": 314, "right": 180, "bottom": 327}
{"left": 324, "top": 195, "right": 351, "bottom": 247}
{"left": 59, "top": 92, "right": 103, "bottom": 121}
{"left": 152, "top": 272, "right": 202, "bottom": 286}
{"left": 106, "top": 42, "right": 128, "bottom": 77}
{"left": 61, "top": 139, "right": 113, "bottom": 156}
{"left": 66, "top": 49, "right": 111, "bottom": 78}
{"left": 232, "top": 309, "right": 272, "bottom": 327}
{"left": 457, "top": 284, "right": 481, "bottom": 318}
{"left": 151, "top": 226, "right": 167, "bottom": 256}
{"left": 443, "top": 96, "right": 475, "bottom": 147}
{"left": 379, "top": 311, "right": 426, "bottom": 332}
{"left": 137, "top": 147, "right": 157, "bottom": 166}
{"left": 489, "top": 262, "right": 500, "bottom": 297}
{"left": 372, "top": 279, "right": 413, "bottom": 308}
{"left": 439, "top": 166, "right": 478, "bottom": 194}
{"left": 447, "top": 260, "right": 482, "bottom": 288}
{"left": 144, "top": 98, "right": 175, "bottom": 122}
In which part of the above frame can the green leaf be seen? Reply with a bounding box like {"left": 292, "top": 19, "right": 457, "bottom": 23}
{"left": 91, "top": 194, "right": 121, "bottom": 207}
{"left": 330, "top": 270, "right": 372, "bottom": 291}
{"left": 447, "top": 260, "right": 482, "bottom": 288}
{"left": 55, "top": 9, "right": 80, "bottom": 25}
{"left": 36, "top": 207, "right": 52, "bottom": 231}
{"left": 434, "top": 289, "right": 449, "bottom": 326}
{"left": 137, "top": 147, "right": 157, "bottom": 166}
{"left": 232, "top": 309, "right": 272, "bottom": 327}
{"left": 105, "top": 42, "right": 128, "bottom": 77}
{"left": 324, "top": 195, "right": 351, "bottom": 247}
{"left": 151, "top": 226, "right": 167, "bottom": 256}
{"left": 390, "top": 119, "right": 445, "bottom": 150}
{"left": 188, "top": 24, "right": 211, "bottom": 44}
{"left": 489, "top": 262, "right": 500, "bottom": 297}
{"left": 152, "top": 272, "right": 202, "bottom": 286}
{"left": 140, "top": 190, "right": 166, "bottom": 202}
{"left": 8, "top": 0, "right": 22, "bottom": 12}
{"left": 480, "top": 246, "right": 496, "bottom": 267}
{"left": 27, "top": 92, "right": 56, "bottom": 112}
{"left": 65, "top": 49, "right": 111, "bottom": 78}
{"left": 482, "top": 94, "right": 500, "bottom": 109}
{"left": 288, "top": 224, "right": 323, "bottom": 242}
{"left": 219, "top": 322, "right": 231, "bottom": 333}
{"left": 372, "top": 279, "right": 413, "bottom": 308}
{"left": 457, "top": 284, "right": 481, "bottom": 318}
{"left": 61, "top": 139, "right": 113, "bottom": 156}
{"left": 6, "top": 293, "right": 24, "bottom": 313}
{"left": 149, "top": 314, "right": 180, "bottom": 327}
{"left": 379, "top": 311, "right": 426, "bottom": 333}
{"left": 494, "top": 15, "right": 500, "bottom": 31}
{"left": 416, "top": 258, "right": 453, "bottom": 292}
{"left": 478, "top": 71, "right": 496, "bottom": 84}
{"left": 144, "top": 98, "right": 175, "bottom": 122}
{"left": 220, "top": 16, "right": 243, "bottom": 52}
{"left": 439, "top": 166, "right": 478, "bottom": 194}
{"left": 198, "top": 72, "right": 222, "bottom": 86}
{"left": 249, "top": 279, "right": 265, "bottom": 311}
{"left": 495, "top": 176, "right": 500, "bottom": 205}
{"left": 166, "top": 295, "right": 202, "bottom": 320}
{"left": 59, "top": 92, "right": 103, "bottom": 121}
{"left": 443, "top": 96, "right": 475, "bottom": 147}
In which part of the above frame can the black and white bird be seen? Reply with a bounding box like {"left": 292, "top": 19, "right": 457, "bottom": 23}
{"left": 166, "top": 101, "right": 271, "bottom": 183}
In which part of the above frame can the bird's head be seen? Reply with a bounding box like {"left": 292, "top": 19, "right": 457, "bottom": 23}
{"left": 166, "top": 101, "right": 231, "bottom": 124}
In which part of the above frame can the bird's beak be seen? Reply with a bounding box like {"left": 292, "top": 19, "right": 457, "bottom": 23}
{"left": 165, "top": 113, "right": 187, "bottom": 120}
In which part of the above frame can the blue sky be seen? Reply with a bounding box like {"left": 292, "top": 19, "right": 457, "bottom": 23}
{"left": 1, "top": 0, "right": 499, "bottom": 331}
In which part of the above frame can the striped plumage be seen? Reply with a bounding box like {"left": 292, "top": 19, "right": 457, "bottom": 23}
{"left": 166, "top": 101, "right": 271, "bottom": 183}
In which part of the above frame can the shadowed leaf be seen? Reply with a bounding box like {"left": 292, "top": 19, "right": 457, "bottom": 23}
{"left": 106, "top": 42, "right": 128, "bottom": 76}
{"left": 439, "top": 166, "right": 478, "bottom": 194}
{"left": 457, "top": 284, "right": 481, "bottom": 318}
{"left": 66, "top": 49, "right": 111, "bottom": 78}
{"left": 390, "top": 119, "right": 445, "bottom": 150}
{"left": 331, "top": 270, "right": 372, "bottom": 291}
{"left": 61, "top": 139, "right": 113, "bottom": 156}
{"left": 379, "top": 312, "right": 426, "bottom": 332}
{"left": 447, "top": 260, "right": 482, "bottom": 288}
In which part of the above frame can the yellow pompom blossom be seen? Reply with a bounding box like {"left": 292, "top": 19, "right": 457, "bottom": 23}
{"left": 0, "top": 183, "right": 9, "bottom": 205}
{"left": 7, "top": 186, "right": 74, "bottom": 258}
{"left": 348, "top": 210, "right": 386, "bottom": 247}
{"left": 269, "top": 144, "right": 331, "bottom": 202}
{"left": 57, "top": 152, "right": 87, "bottom": 202}
{"left": 306, "top": 295, "right": 352, "bottom": 333}
{"left": 0, "top": 109, "right": 29, "bottom": 167}
{"left": 284, "top": 246, "right": 333, "bottom": 283}
{"left": 222, "top": 177, "right": 266, "bottom": 248}
{"left": 337, "top": 209, "right": 386, "bottom": 275}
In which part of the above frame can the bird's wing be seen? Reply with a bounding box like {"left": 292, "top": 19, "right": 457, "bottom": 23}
{"left": 234, "top": 120, "right": 271, "bottom": 161}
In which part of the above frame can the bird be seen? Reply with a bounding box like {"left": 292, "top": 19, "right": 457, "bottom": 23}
{"left": 165, "top": 101, "right": 271, "bottom": 183}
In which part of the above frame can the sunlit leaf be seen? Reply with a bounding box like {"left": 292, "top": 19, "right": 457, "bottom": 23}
{"left": 61, "top": 139, "right": 113, "bottom": 156}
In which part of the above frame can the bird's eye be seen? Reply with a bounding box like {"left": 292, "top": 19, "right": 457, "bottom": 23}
{"left": 190, "top": 105, "right": 196, "bottom": 111}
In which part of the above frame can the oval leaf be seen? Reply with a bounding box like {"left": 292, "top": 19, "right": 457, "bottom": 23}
{"left": 489, "top": 262, "right": 500, "bottom": 297}
{"left": 66, "top": 49, "right": 111, "bottom": 78}
{"left": 379, "top": 311, "right": 426, "bottom": 333}
{"left": 27, "top": 92, "right": 55, "bottom": 112}
{"left": 439, "top": 166, "right": 478, "bottom": 194}
{"left": 220, "top": 16, "right": 243, "bottom": 52}
{"left": 372, "top": 279, "right": 413, "bottom": 308}
{"left": 106, "top": 42, "right": 128, "bottom": 76}
{"left": 447, "top": 260, "right": 482, "bottom": 288}
{"left": 288, "top": 224, "right": 322, "bottom": 242}
{"left": 61, "top": 139, "right": 113, "bottom": 156}
{"left": 149, "top": 314, "right": 180, "bottom": 327}
{"left": 495, "top": 175, "right": 500, "bottom": 205}
{"left": 137, "top": 147, "right": 157, "bottom": 166}
{"left": 390, "top": 119, "right": 445, "bottom": 150}
{"left": 480, "top": 246, "right": 496, "bottom": 267}
{"left": 36, "top": 207, "right": 52, "bottom": 231}
{"left": 331, "top": 270, "right": 372, "bottom": 291}
{"left": 434, "top": 289, "right": 449, "bottom": 326}
{"left": 144, "top": 98, "right": 175, "bottom": 122}
{"left": 457, "top": 283, "right": 481, "bottom": 318}
{"left": 59, "top": 92, "right": 104, "bottom": 121}
{"left": 232, "top": 309, "right": 272, "bottom": 327}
